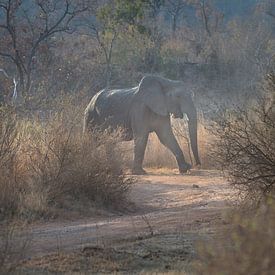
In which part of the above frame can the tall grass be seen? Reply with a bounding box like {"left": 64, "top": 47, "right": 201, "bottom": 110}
{"left": 194, "top": 74, "right": 275, "bottom": 274}
{"left": 144, "top": 118, "right": 213, "bottom": 170}
{"left": 194, "top": 197, "right": 275, "bottom": 275}
{"left": 0, "top": 108, "right": 21, "bottom": 220}
{"left": 0, "top": 100, "right": 131, "bottom": 222}
{"left": 0, "top": 221, "right": 30, "bottom": 274}
{"left": 209, "top": 73, "right": 275, "bottom": 199}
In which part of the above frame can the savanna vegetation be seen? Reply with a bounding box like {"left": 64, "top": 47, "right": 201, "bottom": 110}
{"left": 0, "top": 0, "right": 275, "bottom": 274}
{"left": 194, "top": 72, "right": 275, "bottom": 275}
{"left": 0, "top": 101, "right": 131, "bottom": 222}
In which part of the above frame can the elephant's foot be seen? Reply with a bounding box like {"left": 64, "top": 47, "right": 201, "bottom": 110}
{"left": 179, "top": 163, "right": 192, "bottom": 174}
{"left": 132, "top": 167, "right": 147, "bottom": 175}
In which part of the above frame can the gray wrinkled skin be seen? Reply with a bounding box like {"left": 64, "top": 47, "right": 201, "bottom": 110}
{"left": 84, "top": 75, "right": 201, "bottom": 175}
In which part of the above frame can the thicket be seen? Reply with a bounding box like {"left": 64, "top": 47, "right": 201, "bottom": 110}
{"left": 211, "top": 73, "right": 275, "bottom": 200}
{"left": 0, "top": 100, "right": 131, "bottom": 222}
{"left": 0, "top": 2, "right": 275, "bottom": 272}
{"left": 1, "top": 0, "right": 273, "bottom": 108}
{"left": 194, "top": 74, "right": 275, "bottom": 274}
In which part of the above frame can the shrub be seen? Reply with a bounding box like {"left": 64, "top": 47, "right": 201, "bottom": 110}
{"left": 194, "top": 74, "right": 275, "bottom": 274}
{"left": 22, "top": 118, "right": 130, "bottom": 215}
{"left": 210, "top": 73, "right": 275, "bottom": 199}
{"left": 0, "top": 221, "right": 30, "bottom": 274}
{"left": 0, "top": 108, "right": 22, "bottom": 220}
{"left": 194, "top": 197, "right": 275, "bottom": 275}
{"left": 0, "top": 98, "right": 131, "bottom": 221}
{"left": 21, "top": 116, "right": 131, "bottom": 219}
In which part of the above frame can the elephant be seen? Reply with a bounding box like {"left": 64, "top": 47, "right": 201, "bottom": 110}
{"left": 84, "top": 75, "right": 201, "bottom": 174}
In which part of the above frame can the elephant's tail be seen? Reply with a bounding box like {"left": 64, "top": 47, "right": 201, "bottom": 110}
{"left": 83, "top": 109, "right": 97, "bottom": 134}
{"left": 83, "top": 91, "right": 104, "bottom": 134}
{"left": 83, "top": 111, "right": 88, "bottom": 134}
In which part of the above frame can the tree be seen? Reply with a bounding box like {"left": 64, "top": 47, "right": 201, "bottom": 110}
{"left": 80, "top": 0, "right": 165, "bottom": 86}
{"left": 185, "top": 0, "right": 224, "bottom": 63}
{"left": 190, "top": 0, "right": 223, "bottom": 38}
{"left": 0, "top": 0, "right": 86, "bottom": 100}
{"left": 165, "top": 0, "right": 188, "bottom": 33}
{"left": 0, "top": 68, "right": 17, "bottom": 104}
{"left": 261, "top": 0, "right": 275, "bottom": 20}
{"left": 80, "top": 1, "right": 123, "bottom": 86}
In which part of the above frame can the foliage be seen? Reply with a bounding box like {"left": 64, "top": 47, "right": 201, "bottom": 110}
{"left": 97, "top": 0, "right": 162, "bottom": 33}
{"left": 211, "top": 74, "right": 275, "bottom": 199}
{"left": 0, "top": 0, "right": 272, "bottom": 105}
{"left": 0, "top": 107, "right": 20, "bottom": 220}
{"left": 109, "top": 0, "right": 145, "bottom": 25}
{"left": 193, "top": 73, "right": 275, "bottom": 275}
{"left": 0, "top": 97, "right": 131, "bottom": 222}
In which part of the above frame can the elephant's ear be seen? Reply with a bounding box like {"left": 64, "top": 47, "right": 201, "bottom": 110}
{"left": 137, "top": 76, "right": 168, "bottom": 116}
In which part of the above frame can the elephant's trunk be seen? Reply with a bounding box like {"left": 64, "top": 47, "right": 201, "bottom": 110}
{"left": 186, "top": 102, "right": 201, "bottom": 166}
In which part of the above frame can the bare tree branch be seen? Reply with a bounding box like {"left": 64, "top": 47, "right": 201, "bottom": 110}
{"left": 0, "top": 0, "right": 87, "bottom": 97}
{"left": 0, "top": 68, "right": 9, "bottom": 78}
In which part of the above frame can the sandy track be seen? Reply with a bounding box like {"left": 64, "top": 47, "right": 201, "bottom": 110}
{"left": 26, "top": 170, "right": 234, "bottom": 259}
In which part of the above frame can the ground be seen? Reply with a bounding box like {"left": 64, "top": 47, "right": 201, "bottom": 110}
{"left": 18, "top": 169, "right": 235, "bottom": 274}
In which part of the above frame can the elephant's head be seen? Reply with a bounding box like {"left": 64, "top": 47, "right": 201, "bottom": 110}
{"left": 137, "top": 75, "right": 201, "bottom": 166}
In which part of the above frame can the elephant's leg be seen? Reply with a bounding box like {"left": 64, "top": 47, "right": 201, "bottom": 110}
{"left": 132, "top": 133, "right": 149, "bottom": 175}
{"left": 155, "top": 126, "right": 191, "bottom": 173}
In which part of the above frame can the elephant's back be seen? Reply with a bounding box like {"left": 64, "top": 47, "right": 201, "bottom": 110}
{"left": 95, "top": 87, "right": 136, "bottom": 116}
{"left": 85, "top": 87, "right": 137, "bottom": 131}
{"left": 100, "top": 86, "right": 136, "bottom": 103}
{"left": 85, "top": 90, "right": 102, "bottom": 113}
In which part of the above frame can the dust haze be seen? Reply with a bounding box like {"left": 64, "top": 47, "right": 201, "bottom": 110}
{"left": 0, "top": 0, "right": 274, "bottom": 274}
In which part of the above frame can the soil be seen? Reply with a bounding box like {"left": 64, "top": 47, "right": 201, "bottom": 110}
{"left": 19, "top": 169, "right": 235, "bottom": 274}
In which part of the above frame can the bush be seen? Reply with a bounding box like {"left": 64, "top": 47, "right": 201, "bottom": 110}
{"left": 21, "top": 117, "right": 130, "bottom": 216}
{"left": 194, "top": 197, "right": 275, "bottom": 275}
{"left": 0, "top": 108, "right": 21, "bottom": 220}
{"left": 210, "top": 73, "right": 275, "bottom": 199}
{"left": 0, "top": 99, "right": 131, "bottom": 221}
{"left": 0, "top": 221, "right": 30, "bottom": 274}
{"left": 194, "top": 74, "right": 275, "bottom": 274}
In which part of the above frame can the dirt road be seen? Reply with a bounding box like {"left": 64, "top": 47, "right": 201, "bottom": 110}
{"left": 22, "top": 169, "right": 234, "bottom": 273}
{"left": 19, "top": 170, "right": 237, "bottom": 274}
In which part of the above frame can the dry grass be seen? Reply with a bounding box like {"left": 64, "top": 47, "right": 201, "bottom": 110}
{"left": 193, "top": 74, "right": 275, "bottom": 275}
{"left": 208, "top": 73, "right": 275, "bottom": 199}
{"left": 0, "top": 108, "right": 21, "bottom": 220}
{"left": 0, "top": 95, "right": 214, "bottom": 222}
{"left": 0, "top": 221, "right": 30, "bottom": 274}
{"left": 0, "top": 99, "right": 132, "bottom": 222}
{"left": 144, "top": 118, "right": 214, "bottom": 170}
{"left": 194, "top": 197, "right": 275, "bottom": 275}
{"left": 19, "top": 120, "right": 131, "bottom": 220}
